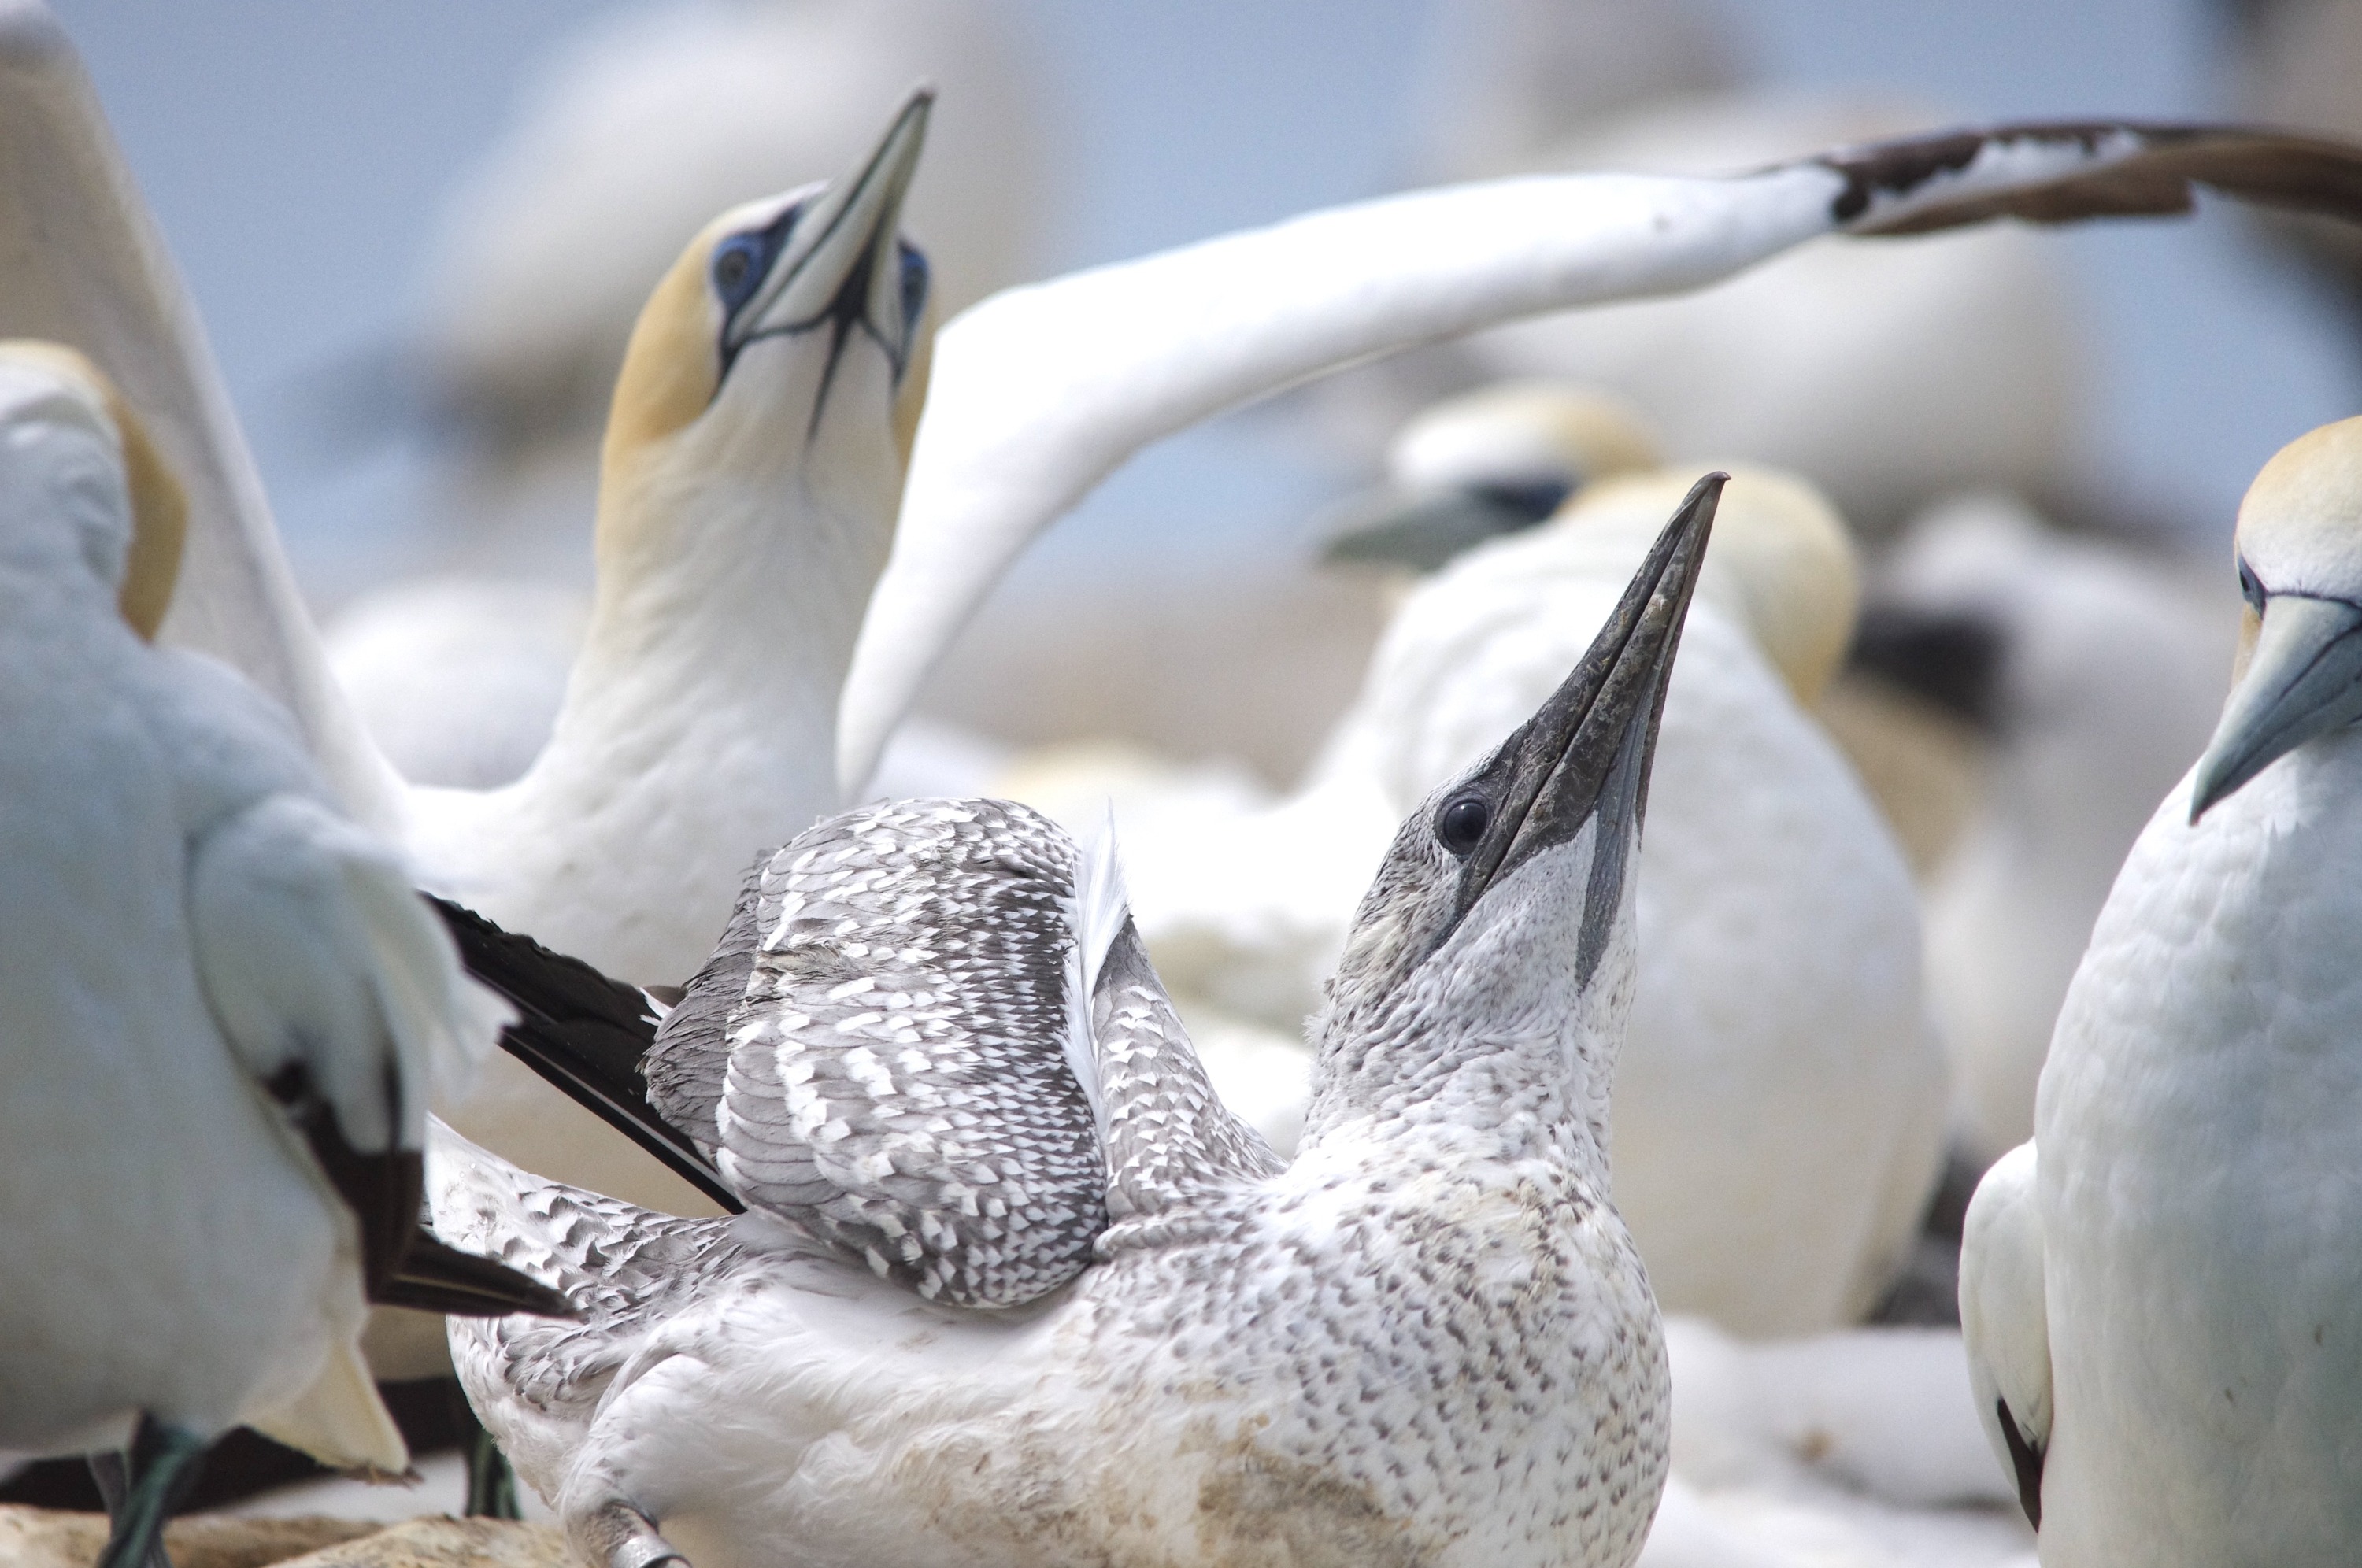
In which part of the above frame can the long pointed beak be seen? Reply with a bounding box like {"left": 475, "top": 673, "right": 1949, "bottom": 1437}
{"left": 1456, "top": 472, "right": 1721, "bottom": 981}
{"left": 726, "top": 88, "right": 931, "bottom": 370}
{"left": 2190, "top": 591, "right": 2362, "bottom": 820}
{"left": 1319, "top": 481, "right": 1570, "bottom": 573}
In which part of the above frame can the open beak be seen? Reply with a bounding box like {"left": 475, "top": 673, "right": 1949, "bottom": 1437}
{"left": 1453, "top": 472, "right": 1722, "bottom": 982}
{"left": 1319, "top": 479, "right": 1571, "bottom": 573}
{"left": 2190, "top": 590, "right": 2362, "bottom": 820}
{"left": 723, "top": 88, "right": 931, "bottom": 376}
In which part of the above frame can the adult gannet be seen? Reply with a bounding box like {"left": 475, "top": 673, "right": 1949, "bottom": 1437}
{"left": 1321, "top": 381, "right": 1660, "bottom": 571}
{"left": 1958, "top": 417, "right": 2362, "bottom": 1559}
{"left": 1855, "top": 495, "right": 2238, "bottom": 1163}
{"left": 1108, "top": 464, "right": 1943, "bottom": 1336}
{"left": 429, "top": 481, "right": 1721, "bottom": 1568}
{"left": 322, "top": 0, "right": 1050, "bottom": 789}
{"left": 0, "top": 343, "right": 564, "bottom": 1566}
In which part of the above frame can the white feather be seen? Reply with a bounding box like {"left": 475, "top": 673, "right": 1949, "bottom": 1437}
{"left": 1060, "top": 804, "right": 1132, "bottom": 1128}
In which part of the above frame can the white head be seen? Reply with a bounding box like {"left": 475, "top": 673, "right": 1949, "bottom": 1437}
{"left": 1307, "top": 474, "right": 1720, "bottom": 1152}
{"left": 0, "top": 339, "right": 185, "bottom": 639}
{"left": 1323, "top": 383, "right": 1660, "bottom": 573}
{"left": 2191, "top": 416, "right": 2362, "bottom": 818}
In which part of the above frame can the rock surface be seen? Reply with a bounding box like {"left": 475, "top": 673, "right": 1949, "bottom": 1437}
{"left": 0, "top": 1507, "right": 568, "bottom": 1568}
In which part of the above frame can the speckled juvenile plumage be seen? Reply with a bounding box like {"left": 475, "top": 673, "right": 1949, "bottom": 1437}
{"left": 649, "top": 798, "right": 1116, "bottom": 1307}
{"left": 434, "top": 483, "right": 1723, "bottom": 1568}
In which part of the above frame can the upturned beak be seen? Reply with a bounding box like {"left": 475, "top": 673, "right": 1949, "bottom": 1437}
{"left": 723, "top": 88, "right": 931, "bottom": 375}
{"left": 1319, "top": 479, "right": 1572, "bottom": 573}
{"left": 1452, "top": 472, "right": 1722, "bottom": 982}
{"left": 2190, "top": 590, "right": 2362, "bottom": 820}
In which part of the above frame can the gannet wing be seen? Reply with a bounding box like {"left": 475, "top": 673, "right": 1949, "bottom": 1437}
{"left": 0, "top": 3, "right": 401, "bottom": 830}
{"left": 652, "top": 798, "right": 1112, "bottom": 1309}
{"left": 838, "top": 120, "right": 2362, "bottom": 793}
{"left": 186, "top": 790, "right": 561, "bottom": 1318}
{"left": 1958, "top": 1139, "right": 2050, "bottom": 1530}
{"left": 431, "top": 896, "right": 740, "bottom": 1211}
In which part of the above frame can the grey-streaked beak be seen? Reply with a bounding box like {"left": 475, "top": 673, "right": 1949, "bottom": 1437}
{"left": 1319, "top": 479, "right": 1572, "bottom": 573}
{"left": 2190, "top": 591, "right": 2362, "bottom": 820}
{"left": 724, "top": 88, "right": 931, "bottom": 372}
{"left": 1450, "top": 472, "right": 1722, "bottom": 982}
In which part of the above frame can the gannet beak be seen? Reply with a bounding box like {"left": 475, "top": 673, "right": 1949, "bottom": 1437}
{"left": 721, "top": 89, "right": 932, "bottom": 381}
{"left": 1318, "top": 480, "right": 1570, "bottom": 573}
{"left": 2190, "top": 590, "right": 2362, "bottom": 819}
{"left": 1451, "top": 472, "right": 1721, "bottom": 972}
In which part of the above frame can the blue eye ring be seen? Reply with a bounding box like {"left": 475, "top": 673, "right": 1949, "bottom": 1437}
{"left": 897, "top": 242, "right": 930, "bottom": 329}
{"left": 712, "top": 234, "right": 769, "bottom": 313}
{"left": 2238, "top": 557, "right": 2266, "bottom": 612}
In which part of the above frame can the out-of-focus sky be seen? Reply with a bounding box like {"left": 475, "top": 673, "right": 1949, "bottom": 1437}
{"left": 49, "top": 0, "right": 2362, "bottom": 591}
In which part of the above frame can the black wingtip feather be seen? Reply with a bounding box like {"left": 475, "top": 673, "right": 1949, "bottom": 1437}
{"left": 380, "top": 1233, "right": 583, "bottom": 1319}
{"left": 428, "top": 897, "right": 744, "bottom": 1215}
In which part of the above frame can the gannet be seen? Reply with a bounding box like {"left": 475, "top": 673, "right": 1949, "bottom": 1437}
{"left": 323, "top": 0, "right": 1050, "bottom": 788}
{"left": 1855, "top": 494, "right": 2238, "bottom": 1163}
{"left": 23, "top": 0, "right": 2362, "bottom": 1186}
{"left": 1958, "top": 416, "right": 2362, "bottom": 1559}
{"left": 428, "top": 481, "right": 1723, "bottom": 1568}
{"left": 0, "top": 343, "right": 564, "bottom": 1566}
{"left": 1321, "top": 381, "right": 1660, "bottom": 571}
{"left": 1105, "top": 464, "right": 1943, "bottom": 1336}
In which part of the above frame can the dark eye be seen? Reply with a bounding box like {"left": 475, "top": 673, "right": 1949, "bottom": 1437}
{"left": 1436, "top": 794, "right": 1490, "bottom": 856}
{"left": 898, "top": 242, "right": 930, "bottom": 327}
{"left": 2237, "top": 557, "right": 2266, "bottom": 612}
{"left": 712, "top": 234, "right": 767, "bottom": 312}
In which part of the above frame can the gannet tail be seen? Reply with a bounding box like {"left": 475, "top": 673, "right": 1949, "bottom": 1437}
{"left": 1959, "top": 1140, "right": 2050, "bottom": 1530}
{"left": 244, "top": 1341, "right": 409, "bottom": 1477}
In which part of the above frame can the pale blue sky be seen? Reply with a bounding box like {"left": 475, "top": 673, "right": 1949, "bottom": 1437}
{"left": 48, "top": 0, "right": 2362, "bottom": 589}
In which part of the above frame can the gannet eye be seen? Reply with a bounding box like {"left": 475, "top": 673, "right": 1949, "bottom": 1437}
{"left": 897, "top": 242, "right": 930, "bottom": 328}
{"left": 713, "top": 235, "right": 767, "bottom": 312}
{"left": 1436, "top": 795, "right": 1490, "bottom": 856}
{"left": 2237, "top": 557, "right": 2266, "bottom": 612}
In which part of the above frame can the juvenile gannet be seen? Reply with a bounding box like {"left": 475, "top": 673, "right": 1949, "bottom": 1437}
{"left": 1958, "top": 417, "right": 2362, "bottom": 1559}
{"left": 0, "top": 344, "right": 564, "bottom": 1565}
{"left": 1856, "top": 495, "right": 2238, "bottom": 1163}
{"left": 430, "top": 481, "right": 1723, "bottom": 1568}
{"left": 1109, "top": 464, "right": 1943, "bottom": 1336}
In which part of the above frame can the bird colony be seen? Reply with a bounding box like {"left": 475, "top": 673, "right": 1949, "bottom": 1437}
{"left": 7, "top": 2, "right": 2362, "bottom": 1566}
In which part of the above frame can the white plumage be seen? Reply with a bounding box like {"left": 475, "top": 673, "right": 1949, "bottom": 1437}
{"left": 0, "top": 344, "right": 501, "bottom": 1488}
{"left": 1960, "top": 416, "right": 2362, "bottom": 1560}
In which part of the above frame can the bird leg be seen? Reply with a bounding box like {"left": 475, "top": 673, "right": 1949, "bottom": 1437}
{"left": 460, "top": 1400, "right": 522, "bottom": 1520}
{"left": 91, "top": 1416, "right": 207, "bottom": 1568}
{"left": 581, "top": 1499, "right": 689, "bottom": 1568}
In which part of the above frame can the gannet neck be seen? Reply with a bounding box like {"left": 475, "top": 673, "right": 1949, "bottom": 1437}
{"left": 1304, "top": 477, "right": 1717, "bottom": 1162}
